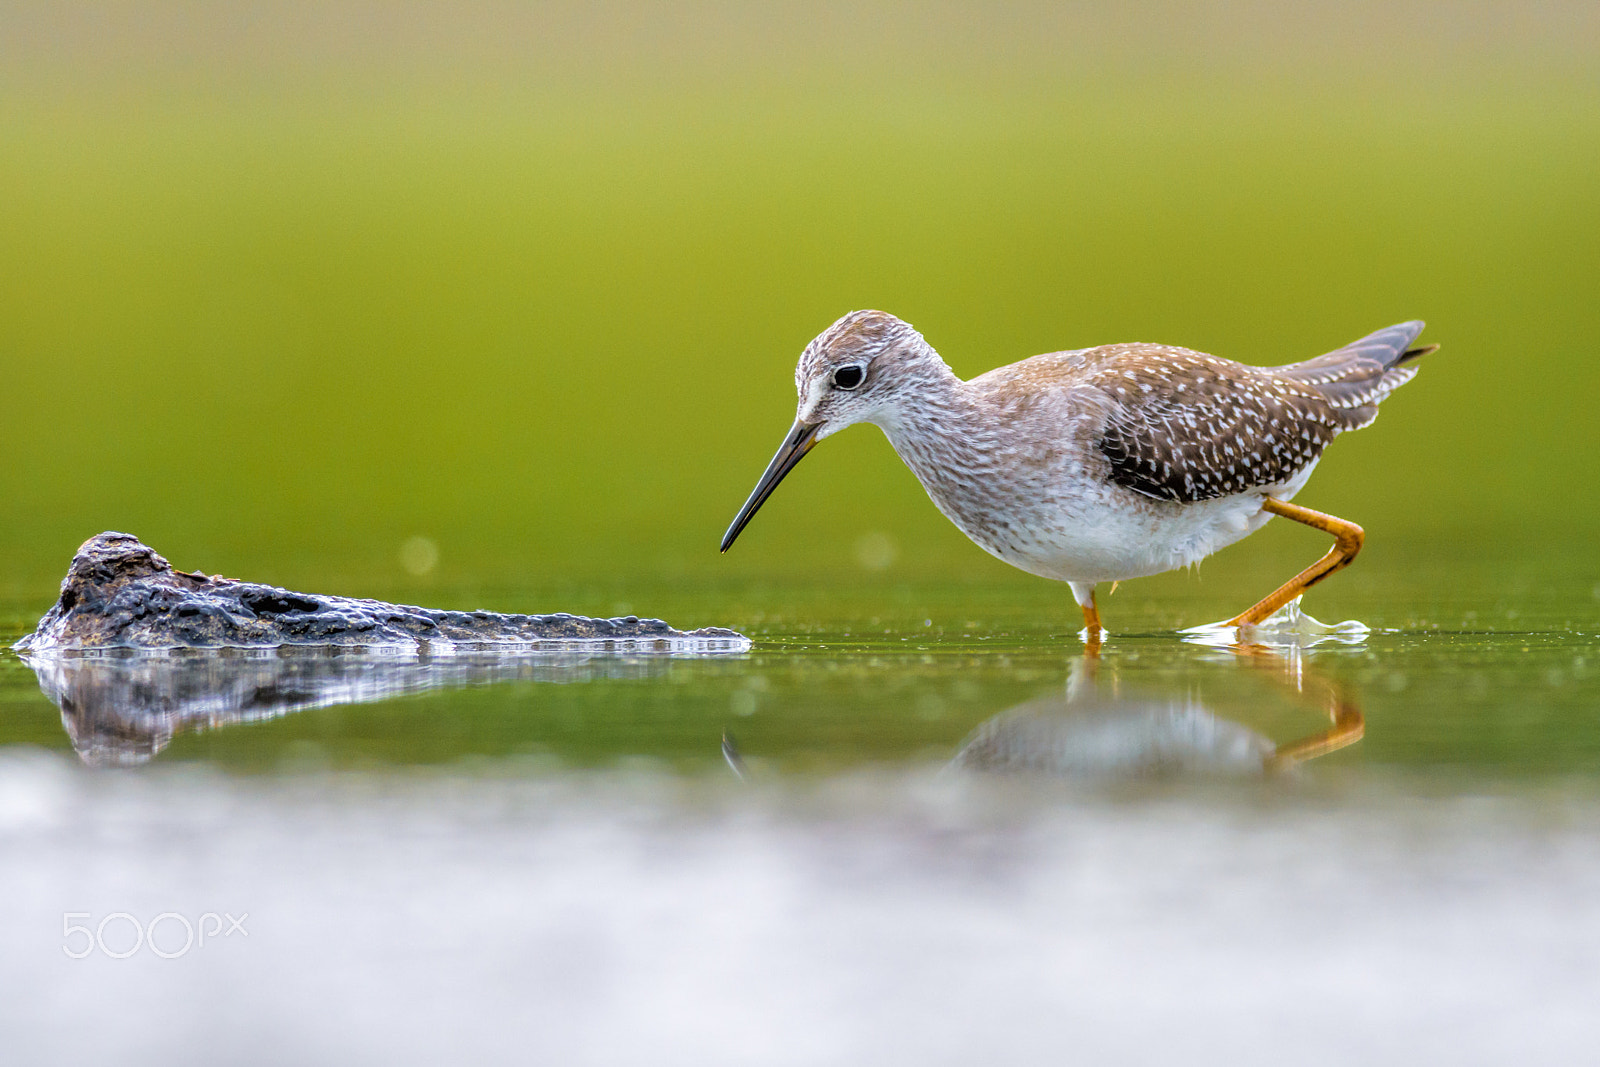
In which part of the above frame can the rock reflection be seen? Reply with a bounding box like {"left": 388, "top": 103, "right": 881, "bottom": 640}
{"left": 21, "top": 647, "right": 692, "bottom": 767}
{"left": 950, "top": 645, "right": 1363, "bottom": 779}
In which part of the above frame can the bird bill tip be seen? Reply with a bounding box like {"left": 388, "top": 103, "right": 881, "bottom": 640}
{"left": 718, "top": 420, "right": 821, "bottom": 554}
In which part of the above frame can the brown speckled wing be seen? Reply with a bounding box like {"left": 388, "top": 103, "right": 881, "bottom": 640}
{"left": 1093, "top": 324, "right": 1430, "bottom": 503}
{"left": 1087, "top": 335, "right": 1399, "bottom": 503}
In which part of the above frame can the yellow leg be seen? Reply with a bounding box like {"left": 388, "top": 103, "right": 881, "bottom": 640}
{"left": 1228, "top": 498, "right": 1364, "bottom": 627}
{"left": 1079, "top": 593, "right": 1103, "bottom": 654}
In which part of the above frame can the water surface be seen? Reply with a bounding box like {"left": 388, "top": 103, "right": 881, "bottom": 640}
{"left": 4, "top": 578, "right": 1598, "bottom": 1063}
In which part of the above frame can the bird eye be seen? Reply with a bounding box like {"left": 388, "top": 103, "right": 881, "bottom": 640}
{"left": 831, "top": 365, "right": 865, "bottom": 390}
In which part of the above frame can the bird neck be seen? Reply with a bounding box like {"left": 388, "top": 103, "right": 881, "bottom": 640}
{"left": 873, "top": 371, "right": 996, "bottom": 493}
{"left": 871, "top": 357, "right": 965, "bottom": 444}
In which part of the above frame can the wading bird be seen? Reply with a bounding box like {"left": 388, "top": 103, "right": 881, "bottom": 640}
{"left": 721, "top": 311, "right": 1434, "bottom": 644}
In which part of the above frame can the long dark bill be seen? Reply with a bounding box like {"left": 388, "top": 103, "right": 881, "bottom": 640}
{"left": 719, "top": 420, "right": 821, "bottom": 552}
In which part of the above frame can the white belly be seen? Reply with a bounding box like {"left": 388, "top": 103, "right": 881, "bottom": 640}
{"left": 938, "top": 463, "right": 1319, "bottom": 585}
{"left": 995, "top": 493, "right": 1274, "bottom": 583}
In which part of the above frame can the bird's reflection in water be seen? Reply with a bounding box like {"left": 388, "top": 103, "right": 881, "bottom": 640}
{"left": 950, "top": 640, "right": 1363, "bottom": 779}
{"left": 22, "top": 647, "right": 694, "bottom": 767}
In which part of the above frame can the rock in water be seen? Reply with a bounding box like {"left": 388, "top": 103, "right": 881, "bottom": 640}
{"left": 14, "top": 533, "right": 751, "bottom": 653}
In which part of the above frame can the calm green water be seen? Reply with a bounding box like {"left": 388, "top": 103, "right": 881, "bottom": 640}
{"left": 4, "top": 566, "right": 1597, "bottom": 778}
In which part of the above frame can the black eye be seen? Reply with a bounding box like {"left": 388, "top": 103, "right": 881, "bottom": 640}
{"left": 831, "top": 365, "right": 865, "bottom": 390}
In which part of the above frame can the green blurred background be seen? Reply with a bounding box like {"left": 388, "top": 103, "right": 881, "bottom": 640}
{"left": 3, "top": 0, "right": 1597, "bottom": 632}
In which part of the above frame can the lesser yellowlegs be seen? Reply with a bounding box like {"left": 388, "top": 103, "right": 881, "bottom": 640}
{"left": 720, "top": 311, "right": 1435, "bottom": 644}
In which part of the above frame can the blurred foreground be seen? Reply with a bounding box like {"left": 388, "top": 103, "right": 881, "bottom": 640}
{"left": 4, "top": 750, "right": 1598, "bottom": 1064}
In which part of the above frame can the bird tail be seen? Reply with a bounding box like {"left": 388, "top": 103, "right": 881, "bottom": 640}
{"left": 1272, "top": 321, "right": 1437, "bottom": 430}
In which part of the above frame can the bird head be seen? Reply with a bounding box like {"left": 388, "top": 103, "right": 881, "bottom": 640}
{"left": 791, "top": 310, "right": 933, "bottom": 437}
{"left": 720, "top": 310, "right": 942, "bottom": 552}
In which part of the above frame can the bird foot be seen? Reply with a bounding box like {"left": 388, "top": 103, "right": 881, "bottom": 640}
{"left": 1182, "top": 597, "right": 1369, "bottom": 648}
